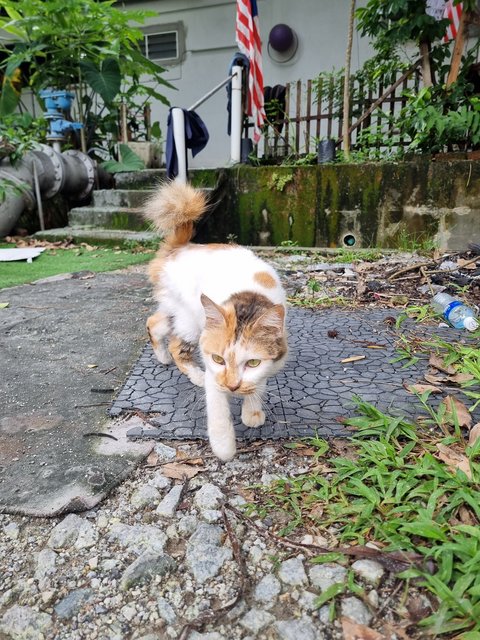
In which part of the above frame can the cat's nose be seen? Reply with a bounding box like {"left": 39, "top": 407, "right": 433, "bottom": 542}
{"left": 226, "top": 382, "right": 241, "bottom": 392}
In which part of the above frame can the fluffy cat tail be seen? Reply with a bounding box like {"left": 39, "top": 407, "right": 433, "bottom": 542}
{"left": 144, "top": 181, "right": 207, "bottom": 247}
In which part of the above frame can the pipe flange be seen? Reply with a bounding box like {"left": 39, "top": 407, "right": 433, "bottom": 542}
{"left": 36, "top": 144, "right": 64, "bottom": 198}
{"left": 63, "top": 150, "right": 96, "bottom": 200}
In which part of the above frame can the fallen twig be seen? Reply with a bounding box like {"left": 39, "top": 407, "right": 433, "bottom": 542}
{"left": 427, "top": 253, "right": 479, "bottom": 275}
{"left": 387, "top": 262, "right": 431, "bottom": 281}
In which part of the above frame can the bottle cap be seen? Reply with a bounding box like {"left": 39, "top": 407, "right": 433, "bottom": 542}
{"left": 464, "top": 317, "right": 479, "bottom": 332}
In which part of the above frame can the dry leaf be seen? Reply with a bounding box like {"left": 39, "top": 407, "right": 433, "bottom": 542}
{"left": 86, "top": 364, "right": 98, "bottom": 369}
{"left": 458, "top": 505, "right": 477, "bottom": 525}
{"left": 342, "top": 618, "right": 384, "bottom": 640}
{"left": 447, "top": 372, "right": 475, "bottom": 384}
{"left": 237, "top": 487, "right": 255, "bottom": 501}
{"left": 436, "top": 443, "right": 472, "bottom": 479}
{"left": 405, "top": 383, "right": 441, "bottom": 394}
{"left": 366, "top": 344, "right": 385, "bottom": 349}
{"left": 161, "top": 462, "right": 203, "bottom": 480}
{"left": 457, "top": 258, "right": 478, "bottom": 270}
{"left": 292, "top": 446, "right": 316, "bottom": 457}
{"left": 341, "top": 355, "right": 366, "bottom": 364}
{"left": 145, "top": 450, "right": 159, "bottom": 467}
{"left": 424, "top": 373, "right": 448, "bottom": 384}
{"left": 429, "top": 354, "right": 456, "bottom": 375}
{"left": 442, "top": 396, "right": 472, "bottom": 428}
{"left": 468, "top": 423, "right": 480, "bottom": 446}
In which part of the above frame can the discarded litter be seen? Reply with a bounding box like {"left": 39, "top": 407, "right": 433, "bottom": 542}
{"left": 0, "top": 248, "right": 45, "bottom": 262}
{"left": 431, "top": 292, "right": 479, "bottom": 331}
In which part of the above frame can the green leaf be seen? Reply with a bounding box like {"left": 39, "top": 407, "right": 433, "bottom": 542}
{"left": 0, "top": 302, "right": 10, "bottom": 309}
{"left": 0, "top": 78, "right": 21, "bottom": 116}
{"left": 400, "top": 521, "right": 448, "bottom": 541}
{"left": 100, "top": 143, "right": 145, "bottom": 173}
{"left": 80, "top": 58, "right": 121, "bottom": 104}
{"left": 314, "top": 582, "right": 345, "bottom": 608}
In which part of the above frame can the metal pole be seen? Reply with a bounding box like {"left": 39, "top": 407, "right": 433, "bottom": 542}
{"left": 230, "top": 67, "right": 242, "bottom": 164}
{"left": 171, "top": 107, "right": 187, "bottom": 183}
{"left": 188, "top": 73, "right": 235, "bottom": 112}
{"left": 32, "top": 161, "right": 45, "bottom": 231}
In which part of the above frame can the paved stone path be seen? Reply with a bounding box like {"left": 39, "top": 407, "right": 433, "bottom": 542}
{"left": 110, "top": 307, "right": 471, "bottom": 441}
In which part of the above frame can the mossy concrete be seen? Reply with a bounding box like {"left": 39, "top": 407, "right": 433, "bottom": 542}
{"left": 223, "top": 158, "right": 480, "bottom": 250}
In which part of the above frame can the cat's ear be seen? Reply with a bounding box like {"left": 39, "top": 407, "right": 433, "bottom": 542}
{"left": 201, "top": 294, "right": 226, "bottom": 328}
{"left": 254, "top": 304, "right": 285, "bottom": 337}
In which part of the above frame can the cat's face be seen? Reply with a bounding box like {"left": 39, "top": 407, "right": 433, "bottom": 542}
{"left": 199, "top": 293, "right": 287, "bottom": 394}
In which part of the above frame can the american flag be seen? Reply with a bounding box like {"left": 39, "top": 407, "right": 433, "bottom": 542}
{"left": 443, "top": 0, "right": 463, "bottom": 42}
{"left": 236, "top": 0, "right": 266, "bottom": 143}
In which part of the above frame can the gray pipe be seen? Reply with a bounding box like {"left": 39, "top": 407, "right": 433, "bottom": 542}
{"left": 0, "top": 145, "right": 96, "bottom": 237}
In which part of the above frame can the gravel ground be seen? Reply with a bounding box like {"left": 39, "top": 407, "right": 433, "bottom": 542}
{"left": 2, "top": 247, "right": 477, "bottom": 640}
{"left": 0, "top": 440, "right": 412, "bottom": 640}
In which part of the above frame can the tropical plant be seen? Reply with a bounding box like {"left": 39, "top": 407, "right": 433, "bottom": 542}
{"left": 0, "top": 0, "right": 172, "bottom": 155}
{"left": 0, "top": 112, "right": 47, "bottom": 163}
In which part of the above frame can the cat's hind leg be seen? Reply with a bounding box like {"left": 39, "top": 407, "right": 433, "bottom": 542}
{"left": 169, "top": 335, "right": 205, "bottom": 387}
{"left": 147, "top": 312, "right": 172, "bottom": 364}
{"left": 241, "top": 385, "right": 266, "bottom": 428}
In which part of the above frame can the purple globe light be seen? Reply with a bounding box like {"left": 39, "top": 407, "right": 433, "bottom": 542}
{"left": 268, "top": 24, "right": 294, "bottom": 53}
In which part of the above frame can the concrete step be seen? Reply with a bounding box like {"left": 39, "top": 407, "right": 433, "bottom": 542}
{"left": 34, "top": 227, "right": 160, "bottom": 247}
{"left": 68, "top": 206, "right": 149, "bottom": 231}
{"left": 114, "top": 169, "right": 167, "bottom": 190}
{"left": 92, "top": 189, "right": 153, "bottom": 209}
{"left": 113, "top": 168, "right": 218, "bottom": 190}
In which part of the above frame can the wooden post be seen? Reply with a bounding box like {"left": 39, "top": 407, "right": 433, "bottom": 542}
{"left": 446, "top": 10, "right": 468, "bottom": 87}
{"left": 342, "top": 0, "right": 356, "bottom": 160}
{"left": 419, "top": 41, "right": 433, "bottom": 87}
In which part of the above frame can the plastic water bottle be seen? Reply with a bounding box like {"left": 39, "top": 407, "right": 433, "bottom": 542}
{"left": 432, "top": 292, "right": 479, "bottom": 331}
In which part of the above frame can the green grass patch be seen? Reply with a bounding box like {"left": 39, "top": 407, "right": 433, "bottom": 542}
{"left": 246, "top": 335, "right": 480, "bottom": 635}
{"left": 0, "top": 243, "right": 154, "bottom": 289}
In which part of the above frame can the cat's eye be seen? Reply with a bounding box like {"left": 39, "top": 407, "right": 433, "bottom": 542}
{"left": 212, "top": 354, "right": 225, "bottom": 365}
{"left": 246, "top": 359, "right": 261, "bottom": 368}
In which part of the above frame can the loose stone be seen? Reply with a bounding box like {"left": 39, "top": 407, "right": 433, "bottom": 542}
{"left": 351, "top": 559, "right": 385, "bottom": 586}
{"left": 278, "top": 556, "right": 308, "bottom": 586}
{"left": 240, "top": 608, "right": 275, "bottom": 633}
{"left": 154, "top": 443, "right": 177, "bottom": 462}
{"left": 34, "top": 548, "right": 57, "bottom": 582}
{"left": 4, "top": 522, "right": 20, "bottom": 540}
{"left": 0, "top": 605, "right": 53, "bottom": 639}
{"left": 341, "top": 596, "right": 373, "bottom": 626}
{"left": 193, "top": 483, "right": 224, "bottom": 510}
{"left": 308, "top": 563, "right": 348, "bottom": 591}
{"left": 108, "top": 523, "right": 167, "bottom": 554}
{"left": 47, "top": 514, "right": 85, "bottom": 549}
{"left": 54, "top": 588, "right": 94, "bottom": 619}
{"left": 120, "top": 551, "right": 176, "bottom": 590}
{"left": 156, "top": 484, "right": 183, "bottom": 517}
{"left": 274, "top": 617, "right": 320, "bottom": 640}
{"left": 157, "top": 597, "right": 177, "bottom": 624}
{"left": 186, "top": 524, "right": 232, "bottom": 583}
{"left": 130, "top": 484, "right": 160, "bottom": 509}
{"left": 253, "top": 574, "right": 281, "bottom": 607}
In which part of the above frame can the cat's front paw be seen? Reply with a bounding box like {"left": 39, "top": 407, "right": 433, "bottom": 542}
{"left": 153, "top": 347, "right": 173, "bottom": 365}
{"left": 210, "top": 436, "right": 236, "bottom": 462}
{"left": 241, "top": 406, "right": 266, "bottom": 428}
{"left": 188, "top": 369, "right": 205, "bottom": 387}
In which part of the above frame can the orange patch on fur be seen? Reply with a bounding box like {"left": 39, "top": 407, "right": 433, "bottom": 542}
{"left": 254, "top": 271, "right": 276, "bottom": 289}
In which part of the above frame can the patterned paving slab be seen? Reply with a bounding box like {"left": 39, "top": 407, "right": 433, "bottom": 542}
{"left": 109, "top": 308, "right": 475, "bottom": 441}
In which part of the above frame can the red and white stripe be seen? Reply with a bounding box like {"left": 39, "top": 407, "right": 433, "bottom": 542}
{"left": 236, "top": 0, "right": 266, "bottom": 143}
{"left": 443, "top": 1, "right": 463, "bottom": 42}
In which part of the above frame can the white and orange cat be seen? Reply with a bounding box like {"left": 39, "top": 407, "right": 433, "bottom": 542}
{"left": 144, "top": 181, "right": 287, "bottom": 461}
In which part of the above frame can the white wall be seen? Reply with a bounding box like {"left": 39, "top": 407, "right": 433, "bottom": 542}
{"left": 124, "top": 0, "right": 375, "bottom": 168}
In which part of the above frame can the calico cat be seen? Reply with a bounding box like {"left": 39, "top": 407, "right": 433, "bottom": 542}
{"left": 144, "top": 181, "right": 287, "bottom": 462}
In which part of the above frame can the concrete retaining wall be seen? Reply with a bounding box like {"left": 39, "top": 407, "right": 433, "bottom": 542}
{"left": 193, "top": 158, "right": 480, "bottom": 250}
